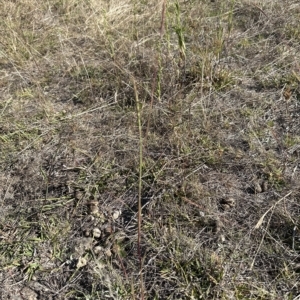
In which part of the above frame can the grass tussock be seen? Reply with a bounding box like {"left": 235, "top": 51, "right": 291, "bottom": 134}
{"left": 0, "top": 0, "right": 300, "bottom": 299}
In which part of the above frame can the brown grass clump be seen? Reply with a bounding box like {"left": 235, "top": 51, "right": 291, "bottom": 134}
{"left": 0, "top": 0, "right": 300, "bottom": 299}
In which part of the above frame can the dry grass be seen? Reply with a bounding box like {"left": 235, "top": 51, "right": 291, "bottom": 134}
{"left": 0, "top": 0, "right": 300, "bottom": 299}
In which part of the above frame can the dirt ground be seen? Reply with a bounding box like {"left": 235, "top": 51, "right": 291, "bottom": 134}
{"left": 0, "top": 0, "right": 299, "bottom": 299}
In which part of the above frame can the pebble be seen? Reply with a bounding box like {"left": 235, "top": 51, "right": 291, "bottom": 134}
{"left": 112, "top": 210, "right": 121, "bottom": 220}
{"left": 93, "top": 245, "right": 103, "bottom": 255}
{"left": 92, "top": 227, "right": 101, "bottom": 238}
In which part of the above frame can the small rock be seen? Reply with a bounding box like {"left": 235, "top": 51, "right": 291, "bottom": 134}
{"left": 104, "top": 248, "right": 112, "bottom": 257}
{"left": 93, "top": 245, "right": 103, "bottom": 255}
{"left": 76, "top": 256, "right": 87, "bottom": 269}
{"left": 112, "top": 210, "right": 121, "bottom": 220}
{"left": 92, "top": 227, "right": 101, "bottom": 238}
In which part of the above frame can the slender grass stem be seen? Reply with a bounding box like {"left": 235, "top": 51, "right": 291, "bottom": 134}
{"left": 132, "top": 77, "right": 144, "bottom": 299}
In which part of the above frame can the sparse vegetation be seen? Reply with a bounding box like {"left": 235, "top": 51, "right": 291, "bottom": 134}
{"left": 0, "top": 0, "right": 300, "bottom": 299}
